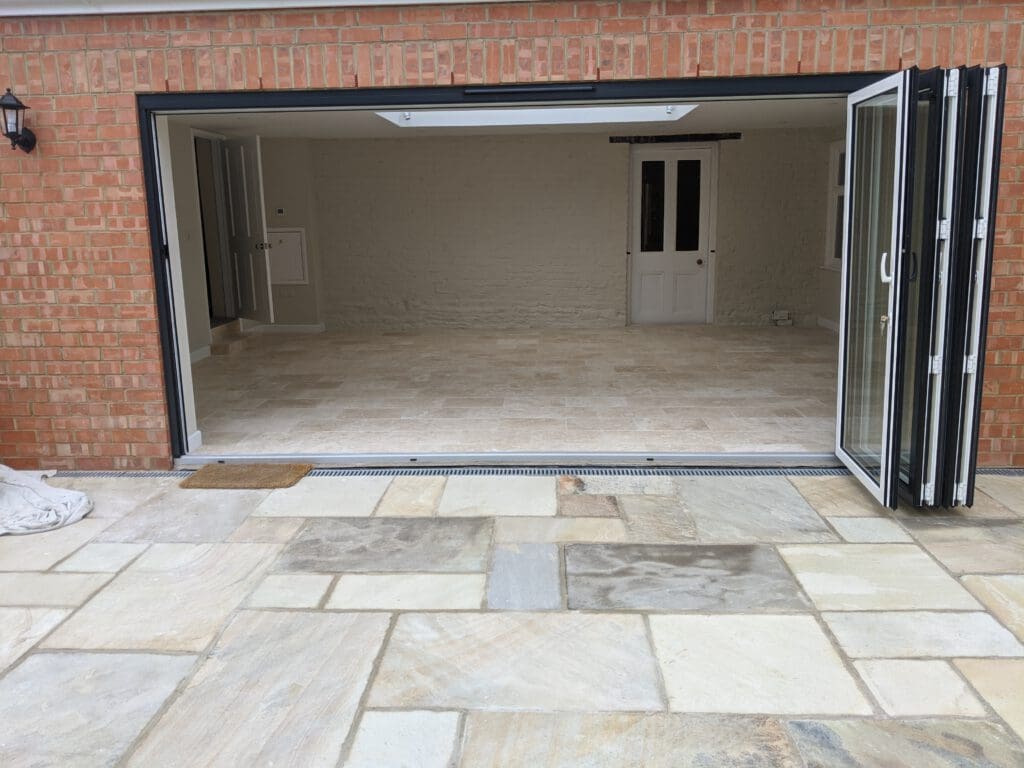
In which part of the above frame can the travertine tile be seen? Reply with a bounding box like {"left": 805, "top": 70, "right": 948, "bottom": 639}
{"left": 43, "top": 543, "right": 278, "bottom": 651}
{"left": 374, "top": 476, "right": 446, "bottom": 517}
{"left": 438, "top": 476, "right": 557, "bottom": 517}
{"left": 98, "top": 488, "right": 267, "bottom": 543}
{"left": 566, "top": 544, "right": 810, "bottom": 612}
{"left": 253, "top": 476, "right": 391, "bottom": 517}
{"left": 276, "top": 518, "right": 491, "bottom": 572}
{"left": 368, "top": 612, "right": 663, "bottom": 711}
{"left": 127, "top": 611, "right": 389, "bottom": 768}
{"left": 975, "top": 475, "right": 1024, "bottom": 516}
{"left": 823, "top": 611, "right": 1024, "bottom": 658}
{"left": 0, "top": 519, "right": 112, "bottom": 570}
{"left": 0, "top": 607, "right": 69, "bottom": 672}
{"left": 788, "top": 475, "right": 883, "bottom": 517}
{"left": 0, "top": 572, "right": 112, "bottom": 607}
{"left": 778, "top": 544, "right": 980, "bottom": 610}
{"left": 649, "top": 614, "right": 870, "bottom": 714}
{"left": 248, "top": 573, "right": 333, "bottom": 608}
{"left": 827, "top": 517, "right": 912, "bottom": 543}
{"left": 0, "top": 652, "right": 195, "bottom": 768}
{"left": 956, "top": 659, "right": 1024, "bottom": 741}
{"left": 902, "top": 518, "right": 1024, "bottom": 574}
{"left": 227, "top": 516, "right": 304, "bottom": 542}
{"left": 557, "top": 493, "right": 620, "bottom": 517}
{"left": 327, "top": 574, "right": 485, "bottom": 610}
{"left": 344, "top": 711, "right": 460, "bottom": 768}
{"left": 494, "top": 517, "right": 628, "bottom": 543}
{"left": 459, "top": 713, "right": 803, "bottom": 768}
{"left": 488, "top": 543, "right": 561, "bottom": 610}
{"left": 787, "top": 719, "right": 1024, "bottom": 767}
{"left": 54, "top": 542, "right": 147, "bottom": 572}
{"left": 618, "top": 495, "right": 697, "bottom": 543}
{"left": 853, "top": 660, "right": 986, "bottom": 716}
{"left": 962, "top": 575, "right": 1024, "bottom": 640}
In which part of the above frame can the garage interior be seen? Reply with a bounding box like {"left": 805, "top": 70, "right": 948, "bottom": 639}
{"left": 160, "top": 96, "right": 847, "bottom": 459}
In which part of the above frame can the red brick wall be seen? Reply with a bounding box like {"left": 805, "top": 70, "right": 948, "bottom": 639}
{"left": 0, "top": 0, "right": 1022, "bottom": 469}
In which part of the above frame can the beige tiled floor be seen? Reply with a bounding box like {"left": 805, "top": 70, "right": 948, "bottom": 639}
{"left": 191, "top": 326, "right": 838, "bottom": 455}
{"left": 6, "top": 470, "right": 1023, "bottom": 767}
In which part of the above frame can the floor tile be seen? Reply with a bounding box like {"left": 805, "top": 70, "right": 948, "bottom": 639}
{"left": 438, "top": 476, "right": 557, "bottom": 517}
{"left": 327, "top": 574, "right": 485, "bottom": 610}
{"left": 253, "top": 476, "right": 391, "bottom": 517}
{"left": 98, "top": 488, "right": 267, "bottom": 543}
{"left": 787, "top": 719, "right": 1024, "bottom": 768}
{"left": 45, "top": 476, "right": 179, "bottom": 519}
{"left": 0, "top": 652, "right": 195, "bottom": 768}
{"left": 778, "top": 544, "right": 980, "bottom": 610}
{"left": 853, "top": 660, "right": 986, "bottom": 716}
{"left": 344, "top": 711, "right": 460, "bottom": 768}
{"left": 43, "top": 543, "right": 278, "bottom": 651}
{"left": 127, "top": 611, "right": 389, "bottom": 768}
{"left": 962, "top": 575, "right": 1024, "bottom": 640}
{"left": 488, "top": 543, "right": 561, "bottom": 610}
{"left": 679, "top": 477, "right": 836, "bottom": 542}
{"left": 902, "top": 518, "right": 1024, "bottom": 574}
{"left": 494, "top": 517, "right": 627, "bottom": 543}
{"left": 788, "top": 475, "right": 883, "bottom": 517}
{"left": 54, "top": 542, "right": 147, "bottom": 572}
{"left": 0, "top": 572, "right": 112, "bottom": 607}
{"left": 368, "top": 612, "right": 664, "bottom": 711}
{"left": 227, "top": 516, "right": 304, "bottom": 542}
{"left": 828, "top": 517, "right": 912, "bottom": 543}
{"left": 956, "top": 659, "right": 1024, "bottom": 741}
{"left": 975, "top": 475, "right": 1024, "bottom": 516}
{"left": 374, "top": 477, "right": 446, "bottom": 517}
{"left": 0, "top": 519, "right": 112, "bottom": 570}
{"left": 248, "top": 573, "right": 333, "bottom": 608}
{"left": 558, "top": 493, "right": 620, "bottom": 517}
{"left": 649, "top": 614, "right": 870, "bottom": 714}
{"left": 577, "top": 476, "right": 680, "bottom": 496}
{"left": 0, "top": 607, "right": 69, "bottom": 672}
{"left": 617, "top": 495, "right": 697, "bottom": 543}
{"left": 566, "top": 544, "right": 810, "bottom": 612}
{"left": 459, "top": 713, "right": 803, "bottom": 768}
{"left": 276, "top": 518, "right": 491, "bottom": 572}
{"left": 822, "top": 611, "right": 1024, "bottom": 658}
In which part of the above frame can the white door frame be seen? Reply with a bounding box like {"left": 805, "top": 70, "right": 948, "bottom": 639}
{"left": 627, "top": 142, "right": 718, "bottom": 324}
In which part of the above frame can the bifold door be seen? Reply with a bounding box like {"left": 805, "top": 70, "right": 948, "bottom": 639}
{"left": 837, "top": 65, "right": 1006, "bottom": 509}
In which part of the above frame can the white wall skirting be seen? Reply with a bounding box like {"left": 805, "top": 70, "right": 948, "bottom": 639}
{"left": 189, "top": 346, "right": 211, "bottom": 364}
{"left": 252, "top": 323, "right": 327, "bottom": 334}
{"left": 817, "top": 317, "right": 840, "bottom": 334}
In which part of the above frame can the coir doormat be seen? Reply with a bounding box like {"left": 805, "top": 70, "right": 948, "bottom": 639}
{"left": 180, "top": 463, "right": 313, "bottom": 489}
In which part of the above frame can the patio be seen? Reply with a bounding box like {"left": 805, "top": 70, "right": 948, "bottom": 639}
{"left": 2, "top": 470, "right": 1023, "bottom": 766}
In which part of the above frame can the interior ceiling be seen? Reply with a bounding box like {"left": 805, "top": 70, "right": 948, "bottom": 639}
{"left": 168, "top": 96, "right": 845, "bottom": 139}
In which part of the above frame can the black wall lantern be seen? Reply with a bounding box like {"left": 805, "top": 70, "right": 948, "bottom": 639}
{"left": 1, "top": 88, "right": 36, "bottom": 154}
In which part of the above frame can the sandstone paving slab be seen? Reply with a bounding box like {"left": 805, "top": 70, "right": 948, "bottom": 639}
{"left": 901, "top": 518, "right": 1024, "bottom": 574}
{"left": 678, "top": 477, "right": 836, "bottom": 542}
{"left": 956, "top": 659, "right": 1024, "bottom": 741}
{"left": 494, "top": 517, "right": 628, "bottom": 544}
{"left": 438, "top": 476, "right": 557, "bottom": 517}
{"left": 822, "top": 611, "right": 1024, "bottom": 658}
{"left": 566, "top": 544, "right": 810, "bottom": 611}
{"left": 343, "top": 711, "right": 460, "bottom": 768}
{"left": 0, "top": 607, "right": 69, "bottom": 673}
{"left": 248, "top": 573, "right": 333, "bottom": 608}
{"left": 557, "top": 493, "right": 620, "bottom": 517}
{"left": 617, "top": 495, "right": 697, "bottom": 543}
{"left": 42, "top": 542, "right": 279, "bottom": 651}
{"left": 853, "top": 660, "right": 986, "bottom": 716}
{"left": 253, "top": 476, "right": 390, "bottom": 517}
{"left": 227, "top": 516, "right": 304, "bottom": 543}
{"left": 488, "top": 543, "right": 561, "bottom": 610}
{"left": 0, "top": 651, "right": 195, "bottom": 768}
{"left": 275, "top": 518, "right": 491, "bottom": 572}
{"left": 374, "top": 476, "right": 446, "bottom": 517}
{"left": 45, "top": 475, "right": 179, "bottom": 519}
{"left": 787, "top": 719, "right": 1024, "bottom": 767}
{"left": 367, "top": 612, "right": 663, "bottom": 711}
{"left": 127, "top": 610, "right": 389, "bottom": 768}
{"left": 0, "top": 518, "right": 112, "bottom": 570}
{"left": 975, "top": 475, "right": 1024, "bottom": 516}
{"left": 0, "top": 572, "right": 112, "bottom": 607}
{"left": 962, "top": 575, "right": 1024, "bottom": 640}
{"left": 98, "top": 488, "right": 268, "bottom": 543}
{"left": 648, "top": 614, "right": 871, "bottom": 715}
{"left": 778, "top": 544, "right": 980, "bottom": 611}
{"left": 54, "top": 542, "right": 147, "bottom": 572}
{"left": 458, "top": 713, "right": 803, "bottom": 768}
{"left": 327, "top": 573, "right": 485, "bottom": 610}
{"left": 827, "top": 517, "right": 912, "bottom": 543}
{"left": 577, "top": 475, "right": 679, "bottom": 496}
{"left": 787, "top": 475, "right": 883, "bottom": 517}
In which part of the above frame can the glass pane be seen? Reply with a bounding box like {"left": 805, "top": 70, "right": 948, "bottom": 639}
{"left": 640, "top": 161, "right": 664, "bottom": 252}
{"left": 675, "top": 159, "right": 701, "bottom": 251}
{"left": 841, "top": 89, "right": 899, "bottom": 483}
{"left": 833, "top": 194, "right": 845, "bottom": 262}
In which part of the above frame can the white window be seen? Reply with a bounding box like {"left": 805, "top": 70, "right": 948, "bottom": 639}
{"left": 824, "top": 140, "right": 845, "bottom": 270}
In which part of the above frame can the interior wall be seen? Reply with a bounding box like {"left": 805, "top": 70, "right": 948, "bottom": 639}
{"left": 260, "top": 138, "right": 322, "bottom": 326}
{"left": 312, "top": 134, "right": 630, "bottom": 329}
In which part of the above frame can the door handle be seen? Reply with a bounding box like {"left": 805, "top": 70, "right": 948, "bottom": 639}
{"left": 879, "top": 251, "right": 893, "bottom": 284}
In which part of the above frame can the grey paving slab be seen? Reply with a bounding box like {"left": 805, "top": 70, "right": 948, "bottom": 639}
{"left": 275, "top": 518, "right": 492, "bottom": 573}
{"left": 902, "top": 518, "right": 1024, "bottom": 574}
{"left": 787, "top": 719, "right": 1024, "bottom": 768}
{"left": 566, "top": 544, "right": 811, "bottom": 611}
{"left": 487, "top": 543, "right": 561, "bottom": 610}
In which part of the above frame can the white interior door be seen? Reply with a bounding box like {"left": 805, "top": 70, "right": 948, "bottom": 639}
{"left": 224, "top": 135, "right": 274, "bottom": 324}
{"left": 629, "top": 145, "right": 715, "bottom": 324}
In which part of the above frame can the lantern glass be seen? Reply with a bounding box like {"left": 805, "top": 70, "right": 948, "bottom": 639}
{"left": 1, "top": 89, "right": 25, "bottom": 138}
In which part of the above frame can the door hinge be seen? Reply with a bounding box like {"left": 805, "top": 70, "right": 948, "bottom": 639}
{"left": 945, "top": 69, "right": 960, "bottom": 97}
{"left": 938, "top": 219, "right": 951, "bottom": 240}
{"left": 975, "top": 218, "right": 988, "bottom": 239}
{"left": 964, "top": 355, "right": 978, "bottom": 375}
{"left": 985, "top": 69, "right": 1000, "bottom": 96}
{"left": 923, "top": 482, "right": 935, "bottom": 505}
{"left": 929, "top": 355, "right": 943, "bottom": 375}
